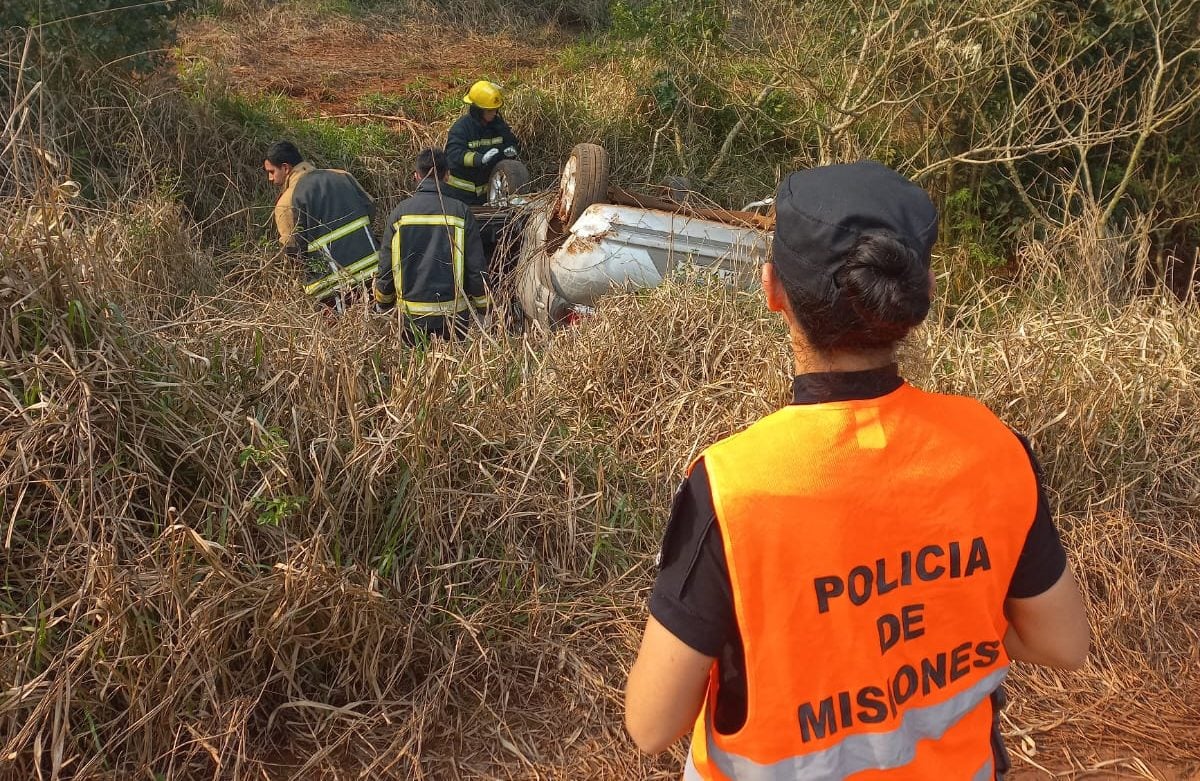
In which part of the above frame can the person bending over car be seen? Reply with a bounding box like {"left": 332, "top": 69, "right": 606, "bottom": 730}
{"left": 444, "top": 80, "right": 521, "bottom": 206}
{"left": 265, "top": 140, "right": 377, "bottom": 311}
{"left": 373, "top": 148, "right": 489, "bottom": 342}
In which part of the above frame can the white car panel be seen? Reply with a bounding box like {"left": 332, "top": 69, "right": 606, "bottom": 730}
{"left": 518, "top": 203, "right": 772, "bottom": 327}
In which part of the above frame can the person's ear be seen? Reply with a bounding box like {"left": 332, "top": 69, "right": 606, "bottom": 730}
{"left": 762, "top": 262, "right": 788, "bottom": 313}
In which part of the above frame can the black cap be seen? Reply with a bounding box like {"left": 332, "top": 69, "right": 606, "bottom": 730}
{"left": 771, "top": 161, "right": 938, "bottom": 301}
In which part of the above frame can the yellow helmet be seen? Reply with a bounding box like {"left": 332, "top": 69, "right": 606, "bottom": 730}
{"left": 463, "top": 80, "right": 503, "bottom": 109}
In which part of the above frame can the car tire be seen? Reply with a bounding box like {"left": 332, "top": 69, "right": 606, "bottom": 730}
{"left": 488, "top": 160, "right": 531, "bottom": 205}
{"left": 555, "top": 143, "right": 609, "bottom": 228}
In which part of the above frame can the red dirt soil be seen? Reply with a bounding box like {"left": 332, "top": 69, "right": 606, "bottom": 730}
{"left": 184, "top": 15, "right": 559, "bottom": 120}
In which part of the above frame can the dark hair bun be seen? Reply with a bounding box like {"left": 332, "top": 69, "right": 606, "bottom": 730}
{"left": 838, "top": 233, "right": 931, "bottom": 345}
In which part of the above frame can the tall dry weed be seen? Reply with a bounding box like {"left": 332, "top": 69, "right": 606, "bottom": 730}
{"left": 915, "top": 223, "right": 1200, "bottom": 761}
{"left": 3, "top": 24, "right": 1199, "bottom": 781}
{"left": 4, "top": 180, "right": 1199, "bottom": 778}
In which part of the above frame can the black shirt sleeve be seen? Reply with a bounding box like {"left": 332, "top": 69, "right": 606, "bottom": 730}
{"left": 1007, "top": 435, "right": 1068, "bottom": 599}
{"left": 648, "top": 459, "right": 734, "bottom": 658}
{"left": 648, "top": 438, "right": 1069, "bottom": 655}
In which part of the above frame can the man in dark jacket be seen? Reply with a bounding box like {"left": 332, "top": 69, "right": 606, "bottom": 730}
{"left": 444, "top": 80, "right": 521, "bottom": 205}
{"left": 373, "top": 148, "right": 490, "bottom": 341}
{"left": 266, "top": 140, "right": 378, "bottom": 310}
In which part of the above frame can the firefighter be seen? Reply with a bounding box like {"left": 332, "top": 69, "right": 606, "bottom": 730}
{"left": 265, "top": 140, "right": 378, "bottom": 310}
{"left": 373, "top": 147, "right": 490, "bottom": 341}
{"left": 623, "top": 162, "right": 1090, "bottom": 780}
{"left": 444, "top": 80, "right": 521, "bottom": 206}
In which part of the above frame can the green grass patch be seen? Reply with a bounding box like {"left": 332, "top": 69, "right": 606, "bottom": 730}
{"left": 355, "top": 82, "right": 462, "bottom": 124}
{"left": 212, "top": 91, "right": 399, "bottom": 164}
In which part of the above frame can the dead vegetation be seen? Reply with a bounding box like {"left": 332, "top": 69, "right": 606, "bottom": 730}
{"left": 4, "top": 135, "right": 1200, "bottom": 780}
{"left": 3, "top": 4, "right": 1200, "bottom": 780}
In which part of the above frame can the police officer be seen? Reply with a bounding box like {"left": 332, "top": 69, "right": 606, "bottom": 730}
{"left": 624, "top": 162, "right": 1090, "bottom": 780}
{"left": 373, "top": 148, "right": 489, "bottom": 341}
{"left": 444, "top": 80, "right": 521, "bottom": 206}
{"left": 265, "top": 140, "right": 378, "bottom": 310}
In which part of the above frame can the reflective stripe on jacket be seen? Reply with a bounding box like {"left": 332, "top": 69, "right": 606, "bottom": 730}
{"left": 689, "top": 383, "right": 1038, "bottom": 781}
{"left": 274, "top": 163, "right": 378, "bottom": 298}
{"left": 444, "top": 106, "right": 520, "bottom": 205}
{"left": 373, "top": 178, "right": 490, "bottom": 317}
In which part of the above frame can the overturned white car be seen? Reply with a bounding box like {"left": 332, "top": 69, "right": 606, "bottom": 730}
{"left": 501, "top": 144, "right": 774, "bottom": 328}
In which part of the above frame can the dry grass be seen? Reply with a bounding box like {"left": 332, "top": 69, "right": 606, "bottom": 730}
{"left": 3, "top": 16, "right": 1200, "bottom": 781}
{"left": 916, "top": 237, "right": 1200, "bottom": 769}
{"left": 4, "top": 174, "right": 1199, "bottom": 778}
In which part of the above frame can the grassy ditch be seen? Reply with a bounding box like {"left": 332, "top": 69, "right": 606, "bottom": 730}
{"left": 3, "top": 1, "right": 1200, "bottom": 778}
{"left": 3, "top": 140, "right": 1199, "bottom": 780}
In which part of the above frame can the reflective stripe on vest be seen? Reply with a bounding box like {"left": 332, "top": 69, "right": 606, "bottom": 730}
{"left": 689, "top": 385, "right": 1037, "bottom": 780}
{"left": 685, "top": 750, "right": 996, "bottom": 781}
{"left": 690, "top": 667, "right": 1007, "bottom": 780}
{"left": 306, "top": 215, "right": 371, "bottom": 252}
{"left": 467, "top": 136, "right": 504, "bottom": 148}
{"left": 446, "top": 174, "right": 486, "bottom": 195}
{"left": 391, "top": 213, "right": 480, "bottom": 317}
{"left": 303, "top": 250, "right": 379, "bottom": 298}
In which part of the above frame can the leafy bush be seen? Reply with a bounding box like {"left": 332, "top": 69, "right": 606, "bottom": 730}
{"left": 1, "top": 0, "right": 190, "bottom": 70}
{"left": 611, "top": 0, "right": 727, "bottom": 50}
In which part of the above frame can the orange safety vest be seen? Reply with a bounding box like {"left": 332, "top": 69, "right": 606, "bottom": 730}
{"left": 686, "top": 383, "right": 1038, "bottom": 781}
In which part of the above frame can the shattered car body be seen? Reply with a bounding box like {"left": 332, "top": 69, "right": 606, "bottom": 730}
{"left": 516, "top": 203, "right": 771, "bottom": 327}
{"left": 509, "top": 143, "right": 774, "bottom": 328}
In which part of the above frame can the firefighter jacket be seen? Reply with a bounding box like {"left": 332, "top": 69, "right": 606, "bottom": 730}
{"left": 373, "top": 177, "right": 490, "bottom": 319}
{"left": 274, "top": 161, "right": 378, "bottom": 300}
{"left": 686, "top": 383, "right": 1039, "bottom": 781}
{"left": 445, "top": 106, "right": 520, "bottom": 205}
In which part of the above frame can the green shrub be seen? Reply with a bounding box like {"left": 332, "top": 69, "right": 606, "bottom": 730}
{"left": 1, "top": 0, "right": 190, "bottom": 70}
{"left": 611, "top": 0, "right": 727, "bottom": 50}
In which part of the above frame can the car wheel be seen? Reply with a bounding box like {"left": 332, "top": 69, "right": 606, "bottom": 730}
{"left": 488, "top": 160, "right": 531, "bottom": 206}
{"left": 555, "top": 143, "right": 609, "bottom": 228}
